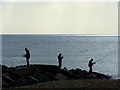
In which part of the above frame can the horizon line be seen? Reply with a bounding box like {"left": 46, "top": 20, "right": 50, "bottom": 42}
{"left": 0, "top": 33, "right": 119, "bottom": 36}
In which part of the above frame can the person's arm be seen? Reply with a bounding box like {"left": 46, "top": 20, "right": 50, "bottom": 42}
{"left": 93, "top": 62, "right": 96, "bottom": 64}
{"left": 23, "top": 54, "right": 26, "bottom": 57}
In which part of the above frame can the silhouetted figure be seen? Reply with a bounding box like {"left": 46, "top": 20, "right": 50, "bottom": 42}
{"left": 23, "top": 48, "right": 30, "bottom": 67}
{"left": 57, "top": 53, "right": 63, "bottom": 69}
{"left": 88, "top": 58, "right": 96, "bottom": 73}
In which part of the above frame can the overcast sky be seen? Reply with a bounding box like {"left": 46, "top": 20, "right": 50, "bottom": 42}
{"left": 2, "top": 2, "right": 118, "bottom": 35}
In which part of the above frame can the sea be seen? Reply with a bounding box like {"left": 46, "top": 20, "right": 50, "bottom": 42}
{"left": 2, "top": 34, "right": 119, "bottom": 79}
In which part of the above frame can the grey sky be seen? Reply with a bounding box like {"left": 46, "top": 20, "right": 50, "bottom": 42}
{"left": 2, "top": 2, "right": 118, "bottom": 34}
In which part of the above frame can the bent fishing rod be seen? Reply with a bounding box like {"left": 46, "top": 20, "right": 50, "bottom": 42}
{"left": 94, "top": 53, "right": 114, "bottom": 63}
{"left": 94, "top": 49, "right": 117, "bottom": 63}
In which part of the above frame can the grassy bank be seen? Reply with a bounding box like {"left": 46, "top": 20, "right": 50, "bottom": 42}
{"left": 8, "top": 79, "right": 119, "bottom": 89}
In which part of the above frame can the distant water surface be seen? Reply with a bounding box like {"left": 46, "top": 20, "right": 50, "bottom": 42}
{"left": 2, "top": 35, "right": 118, "bottom": 78}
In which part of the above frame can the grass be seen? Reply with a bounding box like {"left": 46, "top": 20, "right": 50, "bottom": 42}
{"left": 7, "top": 79, "right": 119, "bottom": 89}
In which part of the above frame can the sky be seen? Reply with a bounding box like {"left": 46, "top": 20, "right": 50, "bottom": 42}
{"left": 1, "top": 1, "right": 118, "bottom": 35}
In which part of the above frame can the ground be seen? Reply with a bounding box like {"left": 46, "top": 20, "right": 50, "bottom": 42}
{"left": 5, "top": 79, "right": 119, "bottom": 89}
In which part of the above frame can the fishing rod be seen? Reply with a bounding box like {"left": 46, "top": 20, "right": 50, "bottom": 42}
{"left": 94, "top": 52, "right": 115, "bottom": 63}
{"left": 94, "top": 56, "right": 106, "bottom": 63}
{"left": 95, "top": 48, "right": 115, "bottom": 63}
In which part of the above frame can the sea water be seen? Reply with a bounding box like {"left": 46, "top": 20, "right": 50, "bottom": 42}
{"left": 2, "top": 34, "right": 118, "bottom": 78}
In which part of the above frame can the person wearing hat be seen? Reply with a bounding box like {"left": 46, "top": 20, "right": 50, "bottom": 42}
{"left": 23, "top": 48, "right": 30, "bottom": 67}
{"left": 88, "top": 58, "right": 96, "bottom": 73}
{"left": 57, "top": 53, "right": 63, "bottom": 69}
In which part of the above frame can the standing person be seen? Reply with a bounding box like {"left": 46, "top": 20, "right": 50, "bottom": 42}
{"left": 23, "top": 48, "right": 30, "bottom": 67}
{"left": 57, "top": 53, "right": 63, "bottom": 69}
{"left": 88, "top": 58, "right": 96, "bottom": 73}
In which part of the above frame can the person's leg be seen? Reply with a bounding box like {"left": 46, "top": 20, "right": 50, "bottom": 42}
{"left": 59, "top": 60, "right": 61, "bottom": 68}
{"left": 89, "top": 67, "right": 92, "bottom": 73}
{"left": 60, "top": 60, "right": 62, "bottom": 68}
{"left": 26, "top": 59, "right": 29, "bottom": 67}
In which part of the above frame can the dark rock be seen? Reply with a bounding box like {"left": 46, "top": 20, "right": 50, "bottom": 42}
{"left": 2, "top": 74, "right": 14, "bottom": 82}
{"left": 33, "top": 73, "right": 50, "bottom": 82}
{"left": 2, "top": 64, "right": 111, "bottom": 88}
{"left": 27, "top": 76, "right": 39, "bottom": 84}
{"left": 2, "top": 74, "right": 15, "bottom": 87}
{"left": 14, "top": 68, "right": 30, "bottom": 75}
{"left": 31, "top": 64, "right": 59, "bottom": 71}
{"left": 44, "top": 72, "right": 54, "bottom": 80}
{"left": 59, "top": 69, "right": 74, "bottom": 79}
{"left": 63, "top": 67, "right": 67, "bottom": 70}
{"left": 54, "top": 73, "right": 68, "bottom": 80}
{"left": 86, "top": 73, "right": 98, "bottom": 79}
{"left": 13, "top": 75, "right": 29, "bottom": 86}
{"left": 2, "top": 65, "right": 8, "bottom": 69}
{"left": 70, "top": 69, "right": 88, "bottom": 79}
{"left": 2, "top": 79, "right": 9, "bottom": 88}
{"left": 92, "top": 72, "right": 111, "bottom": 79}
{"left": 15, "top": 65, "right": 26, "bottom": 68}
{"left": 28, "top": 66, "right": 43, "bottom": 74}
{"left": 4, "top": 70, "right": 29, "bottom": 87}
{"left": 73, "top": 74, "right": 83, "bottom": 79}
{"left": 8, "top": 72, "right": 21, "bottom": 80}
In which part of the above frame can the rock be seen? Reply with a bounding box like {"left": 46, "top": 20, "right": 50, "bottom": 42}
{"left": 27, "top": 76, "right": 39, "bottom": 84}
{"left": 32, "top": 64, "right": 59, "bottom": 71}
{"left": 86, "top": 73, "right": 97, "bottom": 79}
{"left": 32, "top": 64, "right": 60, "bottom": 73}
{"left": 33, "top": 73, "right": 50, "bottom": 82}
{"left": 2, "top": 65, "right": 8, "bottom": 69}
{"left": 63, "top": 67, "right": 67, "bottom": 70}
{"left": 14, "top": 68, "right": 30, "bottom": 75}
{"left": 70, "top": 69, "right": 88, "bottom": 79}
{"left": 2, "top": 74, "right": 14, "bottom": 82}
{"left": 2, "top": 64, "right": 111, "bottom": 88}
{"left": 54, "top": 73, "right": 68, "bottom": 80}
{"left": 2, "top": 79, "right": 9, "bottom": 88}
{"left": 73, "top": 74, "right": 83, "bottom": 79}
{"left": 28, "top": 66, "right": 43, "bottom": 74}
{"left": 60, "top": 69, "right": 74, "bottom": 79}
{"left": 2, "top": 74, "right": 15, "bottom": 87}
{"left": 13, "top": 75, "right": 29, "bottom": 86}
{"left": 86, "top": 72, "right": 111, "bottom": 79}
{"left": 92, "top": 72, "right": 111, "bottom": 79}
{"left": 6, "top": 70, "right": 29, "bottom": 87}
{"left": 15, "top": 65, "right": 26, "bottom": 68}
{"left": 44, "top": 72, "right": 54, "bottom": 80}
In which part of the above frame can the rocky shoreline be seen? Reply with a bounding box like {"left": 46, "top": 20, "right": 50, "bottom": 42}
{"left": 2, "top": 64, "right": 111, "bottom": 88}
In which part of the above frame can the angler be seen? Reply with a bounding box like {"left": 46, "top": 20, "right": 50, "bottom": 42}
{"left": 88, "top": 58, "right": 96, "bottom": 73}
{"left": 23, "top": 48, "right": 30, "bottom": 67}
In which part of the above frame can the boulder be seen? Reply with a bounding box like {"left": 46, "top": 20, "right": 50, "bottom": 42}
{"left": 59, "top": 69, "right": 74, "bottom": 79}
{"left": 2, "top": 74, "right": 14, "bottom": 82}
{"left": 32, "top": 64, "right": 60, "bottom": 74}
{"left": 27, "top": 76, "right": 39, "bottom": 84}
{"left": 92, "top": 72, "right": 111, "bottom": 79}
{"left": 15, "top": 68, "right": 30, "bottom": 75}
{"left": 44, "top": 72, "right": 54, "bottom": 80}
{"left": 2, "top": 65, "right": 8, "bottom": 69}
{"left": 86, "top": 73, "right": 97, "bottom": 79}
{"left": 2, "top": 74, "right": 15, "bottom": 87}
{"left": 2, "top": 64, "right": 111, "bottom": 88}
{"left": 28, "top": 66, "right": 43, "bottom": 74}
{"left": 13, "top": 75, "right": 29, "bottom": 86}
{"left": 73, "top": 74, "right": 83, "bottom": 79}
{"left": 2, "top": 79, "right": 9, "bottom": 88}
{"left": 54, "top": 73, "right": 68, "bottom": 80}
{"left": 33, "top": 73, "right": 50, "bottom": 82}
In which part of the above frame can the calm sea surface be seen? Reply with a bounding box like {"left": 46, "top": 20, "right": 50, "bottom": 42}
{"left": 2, "top": 35, "right": 118, "bottom": 78}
